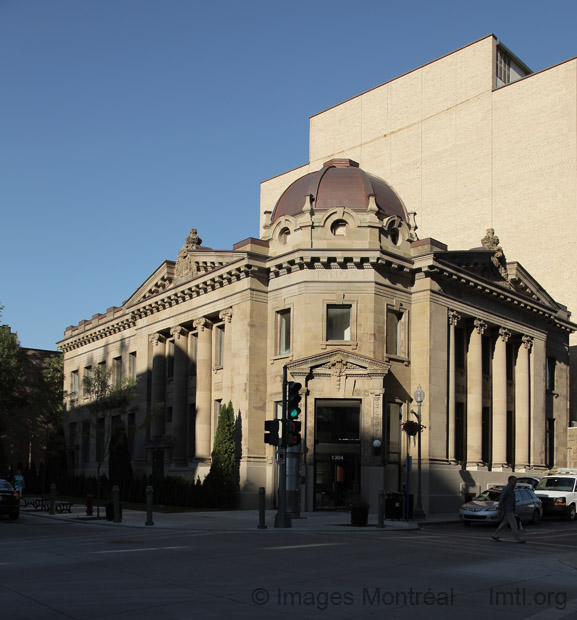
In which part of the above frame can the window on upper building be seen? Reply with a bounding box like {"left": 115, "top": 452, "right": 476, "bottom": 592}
{"left": 496, "top": 48, "right": 511, "bottom": 85}
{"left": 386, "top": 308, "right": 407, "bottom": 357}
{"left": 215, "top": 324, "right": 225, "bottom": 366}
{"left": 82, "top": 421, "right": 91, "bottom": 463}
{"left": 113, "top": 356, "right": 122, "bottom": 384}
{"left": 83, "top": 366, "right": 93, "bottom": 398}
{"left": 71, "top": 370, "right": 79, "bottom": 399}
{"left": 326, "top": 305, "right": 351, "bottom": 341}
{"left": 129, "top": 352, "right": 137, "bottom": 379}
{"left": 96, "top": 418, "right": 105, "bottom": 463}
{"left": 546, "top": 357, "right": 556, "bottom": 393}
{"left": 276, "top": 309, "right": 291, "bottom": 355}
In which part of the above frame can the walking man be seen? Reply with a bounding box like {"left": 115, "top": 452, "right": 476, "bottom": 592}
{"left": 492, "top": 475, "right": 526, "bottom": 543}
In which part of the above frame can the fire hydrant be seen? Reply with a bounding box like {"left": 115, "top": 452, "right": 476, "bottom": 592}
{"left": 86, "top": 494, "right": 94, "bottom": 516}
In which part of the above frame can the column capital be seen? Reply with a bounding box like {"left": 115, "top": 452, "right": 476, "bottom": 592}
{"left": 219, "top": 308, "right": 233, "bottom": 323}
{"left": 498, "top": 327, "right": 512, "bottom": 343}
{"left": 448, "top": 309, "right": 461, "bottom": 326}
{"left": 473, "top": 318, "right": 488, "bottom": 335}
{"left": 522, "top": 334, "right": 534, "bottom": 351}
{"left": 170, "top": 325, "right": 189, "bottom": 340}
{"left": 149, "top": 333, "right": 166, "bottom": 347}
{"left": 193, "top": 317, "right": 212, "bottom": 332}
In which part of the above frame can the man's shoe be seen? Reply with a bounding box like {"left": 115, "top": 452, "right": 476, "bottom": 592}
{"left": 491, "top": 536, "right": 500, "bottom": 542}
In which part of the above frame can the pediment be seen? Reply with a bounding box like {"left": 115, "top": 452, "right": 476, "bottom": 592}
{"left": 286, "top": 349, "right": 391, "bottom": 379}
{"left": 507, "top": 262, "right": 561, "bottom": 309}
{"left": 124, "top": 261, "right": 175, "bottom": 308}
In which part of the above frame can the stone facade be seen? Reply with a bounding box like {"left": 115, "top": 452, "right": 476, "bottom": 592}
{"left": 59, "top": 155, "right": 574, "bottom": 513}
{"left": 260, "top": 35, "right": 577, "bottom": 419}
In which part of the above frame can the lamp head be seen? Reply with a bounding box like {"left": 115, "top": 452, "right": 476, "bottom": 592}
{"left": 414, "top": 385, "right": 425, "bottom": 404}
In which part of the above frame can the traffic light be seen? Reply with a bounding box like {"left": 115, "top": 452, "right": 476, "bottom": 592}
{"left": 286, "top": 419, "right": 302, "bottom": 446}
{"left": 264, "top": 419, "right": 280, "bottom": 446}
{"left": 287, "top": 381, "right": 302, "bottom": 419}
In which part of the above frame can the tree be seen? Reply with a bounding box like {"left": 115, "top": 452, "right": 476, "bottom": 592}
{"left": 82, "top": 365, "right": 138, "bottom": 516}
{"left": 203, "top": 401, "right": 236, "bottom": 508}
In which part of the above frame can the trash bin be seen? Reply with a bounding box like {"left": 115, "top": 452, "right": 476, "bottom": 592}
{"left": 385, "top": 492, "right": 414, "bottom": 520}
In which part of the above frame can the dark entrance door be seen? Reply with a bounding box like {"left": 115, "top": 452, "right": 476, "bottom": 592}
{"left": 314, "top": 399, "right": 361, "bottom": 510}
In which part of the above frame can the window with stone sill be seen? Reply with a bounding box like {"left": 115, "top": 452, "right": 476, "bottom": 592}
{"left": 386, "top": 308, "right": 407, "bottom": 358}
{"left": 326, "top": 304, "right": 352, "bottom": 341}
{"left": 214, "top": 324, "right": 225, "bottom": 367}
{"left": 275, "top": 308, "right": 291, "bottom": 356}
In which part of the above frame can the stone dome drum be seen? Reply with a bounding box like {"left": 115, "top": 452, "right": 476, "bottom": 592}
{"left": 271, "top": 158, "right": 409, "bottom": 223}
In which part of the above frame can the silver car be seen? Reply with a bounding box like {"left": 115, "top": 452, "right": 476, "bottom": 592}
{"left": 459, "top": 484, "right": 542, "bottom": 525}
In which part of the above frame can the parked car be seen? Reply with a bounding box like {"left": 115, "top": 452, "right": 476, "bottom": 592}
{"left": 516, "top": 476, "right": 540, "bottom": 489}
{"left": 459, "top": 483, "right": 542, "bottom": 525}
{"left": 535, "top": 470, "right": 577, "bottom": 521}
{"left": 0, "top": 479, "right": 20, "bottom": 520}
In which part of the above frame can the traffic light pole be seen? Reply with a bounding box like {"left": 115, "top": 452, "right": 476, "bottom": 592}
{"left": 274, "top": 365, "right": 291, "bottom": 528}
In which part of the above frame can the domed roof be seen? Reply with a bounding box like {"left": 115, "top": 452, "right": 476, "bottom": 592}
{"left": 271, "top": 159, "right": 408, "bottom": 223}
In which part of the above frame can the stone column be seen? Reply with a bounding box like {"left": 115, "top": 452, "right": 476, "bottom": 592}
{"left": 170, "top": 326, "right": 189, "bottom": 464}
{"left": 149, "top": 333, "right": 166, "bottom": 438}
{"left": 515, "top": 335, "right": 532, "bottom": 470}
{"left": 466, "top": 319, "right": 486, "bottom": 467}
{"left": 492, "top": 327, "right": 510, "bottom": 470}
{"left": 448, "top": 310, "right": 461, "bottom": 462}
{"left": 193, "top": 317, "right": 213, "bottom": 459}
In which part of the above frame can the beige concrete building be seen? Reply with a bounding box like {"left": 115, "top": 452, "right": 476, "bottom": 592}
{"left": 260, "top": 34, "right": 577, "bottom": 421}
{"left": 59, "top": 154, "right": 574, "bottom": 513}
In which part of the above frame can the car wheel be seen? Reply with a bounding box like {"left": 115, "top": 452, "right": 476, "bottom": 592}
{"left": 566, "top": 504, "right": 576, "bottom": 521}
{"left": 531, "top": 509, "right": 540, "bottom": 524}
{"left": 9, "top": 512, "right": 19, "bottom": 520}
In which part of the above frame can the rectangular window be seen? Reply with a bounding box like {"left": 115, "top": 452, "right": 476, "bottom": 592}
{"left": 546, "top": 357, "right": 556, "bottom": 393}
{"left": 96, "top": 418, "right": 105, "bottom": 463}
{"left": 83, "top": 366, "right": 93, "bottom": 398}
{"left": 215, "top": 325, "right": 225, "bottom": 366}
{"left": 326, "top": 305, "right": 351, "bottom": 341}
{"left": 276, "top": 309, "right": 291, "bottom": 355}
{"left": 127, "top": 413, "right": 136, "bottom": 457}
{"left": 113, "top": 356, "right": 122, "bottom": 384}
{"left": 190, "top": 333, "right": 198, "bottom": 377}
{"left": 386, "top": 310, "right": 403, "bottom": 356}
{"left": 496, "top": 48, "right": 511, "bottom": 85}
{"left": 455, "top": 328, "right": 465, "bottom": 370}
{"left": 386, "top": 403, "right": 402, "bottom": 462}
{"left": 68, "top": 422, "right": 77, "bottom": 448}
{"left": 82, "top": 421, "right": 91, "bottom": 463}
{"left": 71, "top": 370, "right": 79, "bottom": 398}
{"left": 129, "top": 352, "right": 137, "bottom": 379}
{"left": 167, "top": 340, "right": 174, "bottom": 379}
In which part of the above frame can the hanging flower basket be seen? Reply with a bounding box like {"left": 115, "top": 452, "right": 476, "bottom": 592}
{"left": 401, "top": 420, "right": 425, "bottom": 436}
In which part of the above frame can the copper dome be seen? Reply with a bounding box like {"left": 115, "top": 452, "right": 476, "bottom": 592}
{"left": 271, "top": 159, "right": 408, "bottom": 223}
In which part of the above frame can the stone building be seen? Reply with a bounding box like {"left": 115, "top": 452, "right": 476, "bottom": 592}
{"left": 59, "top": 157, "right": 574, "bottom": 513}
{"left": 259, "top": 34, "right": 577, "bottom": 421}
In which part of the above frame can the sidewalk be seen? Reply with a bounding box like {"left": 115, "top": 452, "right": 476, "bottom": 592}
{"left": 21, "top": 502, "right": 459, "bottom": 532}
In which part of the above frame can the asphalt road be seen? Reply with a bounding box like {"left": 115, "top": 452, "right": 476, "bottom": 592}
{"left": 1, "top": 513, "right": 577, "bottom": 619}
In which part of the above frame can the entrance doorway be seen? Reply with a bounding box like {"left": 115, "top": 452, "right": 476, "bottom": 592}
{"left": 314, "top": 399, "right": 361, "bottom": 510}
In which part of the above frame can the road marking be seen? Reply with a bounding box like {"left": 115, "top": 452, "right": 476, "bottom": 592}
{"left": 92, "top": 546, "right": 191, "bottom": 554}
{"left": 264, "top": 543, "right": 346, "bottom": 550}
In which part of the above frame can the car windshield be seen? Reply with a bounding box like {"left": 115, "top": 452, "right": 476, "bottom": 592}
{"left": 474, "top": 490, "right": 501, "bottom": 502}
{"left": 0, "top": 480, "right": 13, "bottom": 491}
{"left": 536, "top": 477, "right": 575, "bottom": 492}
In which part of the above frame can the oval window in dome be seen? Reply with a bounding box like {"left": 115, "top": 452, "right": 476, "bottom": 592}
{"left": 331, "top": 220, "right": 348, "bottom": 237}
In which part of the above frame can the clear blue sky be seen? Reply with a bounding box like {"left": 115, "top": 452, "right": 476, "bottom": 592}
{"left": 2, "top": 0, "right": 577, "bottom": 351}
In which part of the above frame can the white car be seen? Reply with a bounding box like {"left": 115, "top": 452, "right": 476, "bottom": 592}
{"left": 535, "top": 470, "right": 577, "bottom": 521}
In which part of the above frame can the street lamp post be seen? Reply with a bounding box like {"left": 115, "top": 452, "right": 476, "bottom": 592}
{"left": 412, "top": 385, "right": 426, "bottom": 520}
